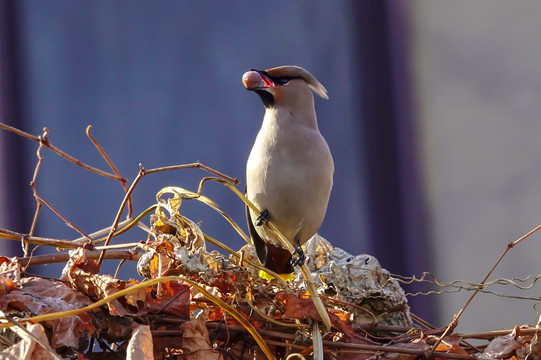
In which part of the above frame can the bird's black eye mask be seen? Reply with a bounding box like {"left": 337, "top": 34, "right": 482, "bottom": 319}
{"left": 250, "top": 69, "right": 299, "bottom": 107}
{"left": 250, "top": 69, "right": 296, "bottom": 86}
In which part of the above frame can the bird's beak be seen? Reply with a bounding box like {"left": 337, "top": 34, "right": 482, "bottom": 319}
{"left": 242, "top": 70, "right": 275, "bottom": 91}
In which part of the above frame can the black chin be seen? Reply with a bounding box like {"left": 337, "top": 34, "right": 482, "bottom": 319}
{"left": 255, "top": 90, "right": 275, "bottom": 108}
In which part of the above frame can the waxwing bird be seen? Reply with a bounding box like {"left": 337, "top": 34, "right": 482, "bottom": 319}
{"left": 243, "top": 65, "right": 334, "bottom": 276}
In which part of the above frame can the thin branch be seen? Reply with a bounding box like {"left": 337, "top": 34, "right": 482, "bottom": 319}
{"left": 410, "top": 312, "right": 437, "bottom": 330}
{"left": 97, "top": 162, "right": 239, "bottom": 266}
{"left": 144, "top": 161, "right": 240, "bottom": 185}
{"left": 430, "top": 222, "right": 541, "bottom": 356}
{"left": 19, "top": 248, "right": 141, "bottom": 267}
{"left": 151, "top": 325, "right": 477, "bottom": 360}
{"left": 0, "top": 122, "right": 123, "bottom": 181}
{"left": 71, "top": 217, "right": 135, "bottom": 244}
{"left": 0, "top": 227, "right": 88, "bottom": 249}
{"left": 86, "top": 125, "right": 132, "bottom": 217}
{"left": 97, "top": 164, "right": 146, "bottom": 265}
{"left": 35, "top": 194, "right": 93, "bottom": 245}
{"left": 459, "top": 326, "right": 541, "bottom": 340}
{"left": 26, "top": 130, "right": 46, "bottom": 256}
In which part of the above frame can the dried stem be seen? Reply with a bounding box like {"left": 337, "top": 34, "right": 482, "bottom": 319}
{"left": 409, "top": 312, "right": 436, "bottom": 329}
{"left": 152, "top": 324, "right": 476, "bottom": 360}
{"left": 203, "top": 233, "right": 288, "bottom": 288}
{"left": 19, "top": 248, "right": 141, "bottom": 267}
{"left": 180, "top": 176, "right": 332, "bottom": 333}
{"left": 144, "top": 162, "right": 240, "bottom": 185}
{"left": 0, "top": 122, "right": 122, "bottom": 181}
{"left": 71, "top": 217, "right": 136, "bottom": 244}
{"left": 26, "top": 130, "right": 46, "bottom": 256}
{"left": 86, "top": 125, "right": 132, "bottom": 217}
{"left": 0, "top": 227, "right": 89, "bottom": 249}
{"left": 459, "top": 326, "right": 541, "bottom": 340}
{"left": 430, "top": 223, "right": 541, "bottom": 356}
{"left": 323, "top": 295, "right": 379, "bottom": 324}
{"left": 34, "top": 194, "right": 93, "bottom": 244}
{"left": 98, "top": 164, "right": 146, "bottom": 265}
{"left": 97, "top": 162, "right": 240, "bottom": 266}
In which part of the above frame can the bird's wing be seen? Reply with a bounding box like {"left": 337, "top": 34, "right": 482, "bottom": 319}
{"left": 245, "top": 198, "right": 294, "bottom": 275}
{"left": 245, "top": 202, "right": 268, "bottom": 266}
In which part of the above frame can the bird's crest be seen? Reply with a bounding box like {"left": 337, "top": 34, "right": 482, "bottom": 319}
{"left": 264, "top": 65, "right": 329, "bottom": 100}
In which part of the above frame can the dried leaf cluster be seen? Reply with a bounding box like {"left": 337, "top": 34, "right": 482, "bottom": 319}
{"left": 1, "top": 123, "right": 541, "bottom": 360}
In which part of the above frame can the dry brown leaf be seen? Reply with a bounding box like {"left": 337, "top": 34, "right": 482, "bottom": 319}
{"left": 68, "top": 257, "right": 147, "bottom": 316}
{"left": 144, "top": 280, "right": 190, "bottom": 318}
{"left": 0, "top": 274, "right": 17, "bottom": 295}
{"left": 148, "top": 242, "right": 177, "bottom": 278}
{"left": 179, "top": 312, "right": 223, "bottom": 360}
{"left": 484, "top": 332, "right": 528, "bottom": 359}
{"left": 434, "top": 334, "right": 469, "bottom": 356}
{"left": 126, "top": 325, "right": 154, "bottom": 360}
{"left": 0, "top": 256, "right": 21, "bottom": 284}
{"left": 275, "top": 292, "right": 321, "bottom": 320}
{"left": 275, "top": 292, "right": 353, "bottom": 337}
{"left": 0, "top": 277, "right": 96, "bottom": 350}
{"left": 0, "top": 323, "right": 56, "bottom": 360}
{"left": 67, "top": 252, "right": 191, "bottom": 318}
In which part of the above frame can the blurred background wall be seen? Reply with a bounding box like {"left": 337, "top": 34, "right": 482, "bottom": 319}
{"left": 1, "top": 0, "right": 541, "bottom": 332}
{"left": 409, "top": 1, "right": 541, "bottom": 332}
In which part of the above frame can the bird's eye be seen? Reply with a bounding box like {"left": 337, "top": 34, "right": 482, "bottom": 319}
{"left": 276, "top": 77, "right": 292, "bottom": 86}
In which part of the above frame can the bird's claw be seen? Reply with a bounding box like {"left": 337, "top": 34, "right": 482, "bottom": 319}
{"left": 255, "top": 209, "right": 270, "bottom": 226}
{"left": 290, "top": 246, "right": 305, "bottom": 267}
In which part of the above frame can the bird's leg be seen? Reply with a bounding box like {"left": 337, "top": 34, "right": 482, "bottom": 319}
{"left": 290, "top": 236, "right": 305, "bottom": 267}
{"left": 255, "top": 209, "right": 270, "bottom": 226}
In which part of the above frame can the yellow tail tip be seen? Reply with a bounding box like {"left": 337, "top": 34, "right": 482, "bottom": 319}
{"left": 259, "top": 270, "right": 295, "bottom": 281}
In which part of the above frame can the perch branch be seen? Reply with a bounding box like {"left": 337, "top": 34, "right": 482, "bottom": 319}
{"left": 178, "top": 176, "right": 332, "bottom": 333}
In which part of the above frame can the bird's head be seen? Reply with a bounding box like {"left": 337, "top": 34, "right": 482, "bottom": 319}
{"left": 242, "top": 65, "right": 328, "bottom": 108}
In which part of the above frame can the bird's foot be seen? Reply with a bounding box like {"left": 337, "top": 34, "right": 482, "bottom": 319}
{"left": 290, "top": 246, "right": 305, "bottom": 267}
{"left": 255, "top": 209, "right": 270, "bottom": 226}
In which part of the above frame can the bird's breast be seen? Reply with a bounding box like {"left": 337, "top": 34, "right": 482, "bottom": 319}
{"left": 246, "top": 120, "right": 333, "bottom": 244}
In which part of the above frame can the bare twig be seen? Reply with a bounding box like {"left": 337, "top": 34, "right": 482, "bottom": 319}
{"left": 34, "top": 194, "right": 93, "bottom": 245}
{"left": 0, "top": 227, "right": 89, "bottom": 249}
{"left": 459, "top": 326, "right": 541, "bottom": 340}
{"left": 19, "top": 248, "right": 141, "bottom": 267}
{"left": 322, "top": 295, "right": 379, "bottom": 324}
{"left": 430, "top": 223, "right": 541, "bottom": 356}
{"left": 86, "top": 125, "right": 132, "bottom": 217}
{"left": 97, "top": 162, "right": 240, "bottom": 266}
{"left": 71, "top": 217, "right": 135, "bottom": 244}
{"left": 0, "top": 122, "right": 123, "bottom": 181}
{"left": 26, "top": 129, "right": 46, "bottom": 256}
{"left": 203, "top": 233, "right": 288, "bottom": 288}
{"left": 97, "top": 164, "right": 146, "bottom": 265}
{"left": 410, "top": 312, "right": 437, "bottom": 329}
{"left": 144, "top": 162, "right": 240, "bottom": 185}
{"left": 152, "top": 324, "right": 477, "bottom": 360}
